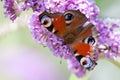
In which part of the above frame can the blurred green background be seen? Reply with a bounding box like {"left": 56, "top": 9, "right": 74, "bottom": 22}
{"left": 0, "top": 0, "right": 120, "bottom": 80}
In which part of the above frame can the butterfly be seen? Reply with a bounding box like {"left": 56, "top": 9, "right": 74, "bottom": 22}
{"left": 39, "top": 10, "right": 98, "bottom": 70}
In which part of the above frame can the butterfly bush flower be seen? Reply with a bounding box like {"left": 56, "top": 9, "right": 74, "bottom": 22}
{"left": 1, "top": 0, "right": 120, "bottom": 78}
{"left": 95, "top": 18, "right": 120, "bottom": 59}
{"left": 28, "top": 11, "right": 86, "bottom": 77}
{"left": 3, "top": 0, "right": 16, "bottom": 21}
{"left": 28, "top": 0, "right": 99, "bottom": 77}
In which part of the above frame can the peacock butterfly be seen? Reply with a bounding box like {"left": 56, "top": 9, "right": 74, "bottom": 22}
{"left": 39, "top": 10, "right": 98, "bottom": 70}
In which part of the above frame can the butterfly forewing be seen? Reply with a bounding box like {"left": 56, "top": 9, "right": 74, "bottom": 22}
{"left": 52, "top": 13, "right": 66, "bottom": 37}
{"left": 63, "top": 10, "right": 88, "bottom": 32}
{"left": 39, "top": 11, "right": 67, "bottom": 37}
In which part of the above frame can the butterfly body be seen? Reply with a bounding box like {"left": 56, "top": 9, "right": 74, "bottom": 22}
{"left": 39, "top": 10, "right": 98, "bottom": 70}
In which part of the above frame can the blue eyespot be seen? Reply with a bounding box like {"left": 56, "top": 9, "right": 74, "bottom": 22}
{"left": 87, "top": 36, "right": 95, "bottom": 45}
{"left": 64, "top": 13, "right": 74, "bottom": 24}
{"left": 80, "top": 57, "right": 93, "bottom": 69}
{"left": 84, "top": 36, "right": 95, "bottom": 45}
{"left": 40, "top": 15, "right": 52, "bottom": 28}
{"left": 65, "top": 13, "right": 73, "bottom": 21}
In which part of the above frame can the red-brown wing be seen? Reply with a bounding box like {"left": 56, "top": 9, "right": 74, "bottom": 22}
{"left": 77, "top": 23, "right": 94, "bottom": 40}
{"left": 71, "top": 23, "right": 98, "bottom": 57}
{"left": 39, "top": 10, "right": 88, "bottom": 38}
{"left": 39, "top": 11, "right": 66, "bottom": 37}
{"left": 71, "top": 41, "right": 92, "bottom": 56}
{"left": 63, "top": 10, "right": 88, "bottom": 32}
{"left": 51, "top": 10, "right": 88, "bottom": 37}
{"left": 52, "top": 13, "right": 66, "bottom": 37}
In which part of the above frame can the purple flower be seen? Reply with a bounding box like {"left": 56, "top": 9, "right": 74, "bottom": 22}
{"left": 43, "top": 0, "right": 99, "bottom": 21}
{"left": 3, "top": 0, "right": 99, "bottom": 22}
{"left": 95, "top": 18, "right": 120, "bottom": 59}
{"left": 2, "top": 0, "right": 120, "bottom": 78}
{"left": 3, "top": 0, "right": 27, "bottom": 21}
{"left": 3, "top": 0, "right": 16, "bottom": 21}
{"left": 28, "top": 0, "right": 100, "bottom": 76}
{"left": 28, "top": 11, "right": 87, "bottom": 77}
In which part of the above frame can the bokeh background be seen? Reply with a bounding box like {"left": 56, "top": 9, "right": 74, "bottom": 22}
{"left": 0, "top": 0, "right": 120, "bottom": 80}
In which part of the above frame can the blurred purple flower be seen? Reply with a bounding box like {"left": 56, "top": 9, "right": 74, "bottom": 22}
{"left": 3, "top": 0, "right": 16, "bottom": 21}
{"left": 3, "top": 0, "right": 27, "bottom": 21}
{"left": 0, "top": 45, "right": 68, "bottom": 80}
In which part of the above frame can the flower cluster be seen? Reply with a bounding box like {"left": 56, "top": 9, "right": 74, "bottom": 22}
{"left": 28, "top": 12, "right": 85, "bottom": 77}
{"left": 95, "top": 18, "right": 120, "bottom": 59}
{"left": 27, "top": 0, "right": 99, "bottom": 77}
{"left": 3, "top": 0, "right": 26, "bottom": 21}
{"left": 3, "top": 0, "right": 16, "bottom": 21}
{"left": 2, "top": 0, "right": 120, "bottom": 78}
{"left": 3, "top": 0, "right": 99, "bottom": 21}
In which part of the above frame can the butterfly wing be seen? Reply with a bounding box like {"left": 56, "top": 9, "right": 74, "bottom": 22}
{"left": 77, "top": 23, "right": 93, "bottom": 39}
{"left": 70, "top": 39, "right": 97, "bottom": 70}
{"left": 63, "top": 10, "right": 88, "bottom": 32}
{"left": 71, "top": 42, "right": 92, "bottom": 56}
{"left": 39, "top": 10, "right": 98, "bottom": 70}
{"left": 52, "top": 13, "right": 66, "bottom": 37}
{"left": 71, "top": 23, "right": 98, "bottom": 56}
{"left": 39, "top": 11, "right": 66, "bottom": 37}
{"left": 70, "top": 23, "right": 98, "bottom": 70}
